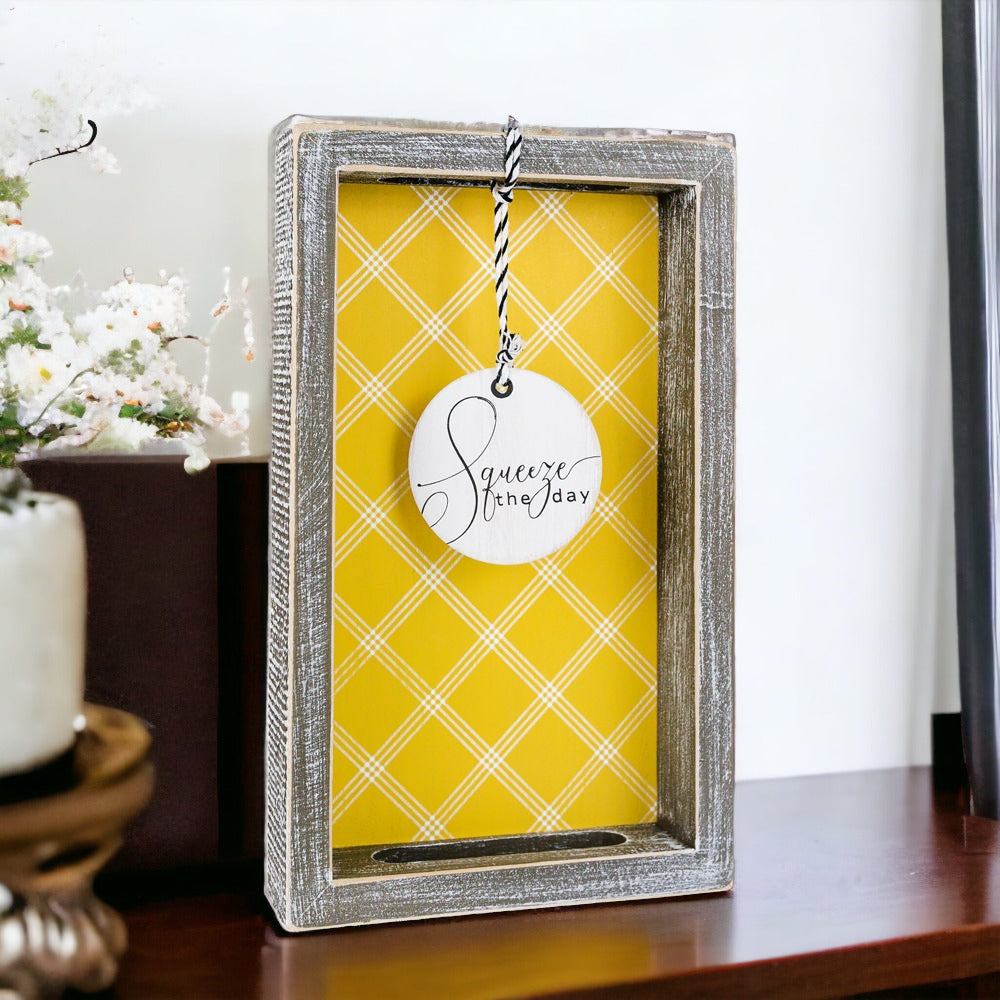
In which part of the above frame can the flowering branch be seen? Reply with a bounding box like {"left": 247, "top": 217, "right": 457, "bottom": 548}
{"left": 0, "top": 82, "right": 252, "bottom": 473}
{"left": 28, "top": 119, "right": 98, "bottom": 166}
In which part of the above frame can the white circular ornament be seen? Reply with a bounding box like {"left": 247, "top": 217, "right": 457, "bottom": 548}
{"left": 409, "top": 369, "right": 602, "bottom": 565}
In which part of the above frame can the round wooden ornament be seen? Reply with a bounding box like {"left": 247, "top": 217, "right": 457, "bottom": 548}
{"left": 409, "top": 368, "right": 601, "bottom": 565}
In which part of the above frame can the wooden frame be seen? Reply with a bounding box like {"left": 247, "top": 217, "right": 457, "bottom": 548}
{"left": 266, "top": 117, "right": 735, "bottom": 930}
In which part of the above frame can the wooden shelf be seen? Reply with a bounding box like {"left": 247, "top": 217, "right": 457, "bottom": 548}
{"left": 108, "top": 768, "right": 1000, "bottom": 998}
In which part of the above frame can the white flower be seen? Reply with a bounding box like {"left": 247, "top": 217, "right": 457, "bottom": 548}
{"left": 2, "top": 151, "right": 30, "bottom": 178}
{"left": 81, "top": 144, "right": 121, "bottom": 175}
{"left": 183, "top": 445, "right": 210, "bottom": 474}
{"left": 197, "top": 393, "right": 249, "bottom": 436}
{"left": 4, "top": 342, "right": 56, "bottom": 402}
{"left": 0, "top": 226, "right": 52, "bottom": 266}
{"left": 99, "top": 274, "right": 192, "bottom": 340}
{"left": 86, "top": 417, "right": 159, "bottom": 452}
{"left": 73, "top": 304, "right": 156, "bottom": 360}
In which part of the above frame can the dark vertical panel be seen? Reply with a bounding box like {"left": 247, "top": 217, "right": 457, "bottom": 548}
{"left": 932, "top": 712, "right": 968, "bottom": 794}
{"left": 25, "top": 456, "right": 221, "bottom": 866}
{"left": 217, "top": 461, "right": 268, "bottom": 861}
{"left": 942, "top": 0, "right": 1000, "bottom": 818}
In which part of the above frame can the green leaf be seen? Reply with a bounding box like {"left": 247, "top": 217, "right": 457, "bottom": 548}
{"left": 0, "top": 404, "right": 22, "bottom": 429}
{"left": 59, "top": 399, "right": 86, "bottom": 419}
{"left": 0, "top": 174, "right": 29, "bottom": 209}
{"left": 158, "top": 395, "right": 196, "bottom": 423}
{"left": 0, "top": 325, "right": 47, "bottom": 351}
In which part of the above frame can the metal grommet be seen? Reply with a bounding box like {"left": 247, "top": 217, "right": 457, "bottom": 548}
{"left": 490, "top": 376, "right": 513, "bottom": 399}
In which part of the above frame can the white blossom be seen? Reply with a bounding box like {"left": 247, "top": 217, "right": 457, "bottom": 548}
{"left": 82, "top": 144, "right": 121, "bottom": 175}
{"left": 1, "top": 73, "right": 155, "bottom": 176}
{"left": 0, "top": 227, "right": 51, "bottom": 266}
{"left": 89, "top": 416, "right": 161, "bottom": 452}
{"left": 182, "top": 445, "right": 211, "bottom": 475}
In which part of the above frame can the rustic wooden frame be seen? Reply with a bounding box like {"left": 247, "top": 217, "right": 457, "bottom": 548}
{"left": 267, "top": 117, "right": 735, "bottom": 931}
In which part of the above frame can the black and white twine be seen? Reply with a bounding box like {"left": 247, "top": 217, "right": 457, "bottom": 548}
{"left": 490, "top": 116, "right": 523, "bottom": 398}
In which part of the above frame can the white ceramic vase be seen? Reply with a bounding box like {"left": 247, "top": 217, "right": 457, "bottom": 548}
{"left": 0, "top": 479, "right": 86, "bottom": 778}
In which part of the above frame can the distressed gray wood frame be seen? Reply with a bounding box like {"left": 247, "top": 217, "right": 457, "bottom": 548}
{"left": 267, "top": 117, "right": 735, "bottom": 931}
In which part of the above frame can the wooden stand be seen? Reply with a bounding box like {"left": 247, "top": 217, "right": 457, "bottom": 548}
{"left": 0, "top": 705, "right": 153, "bottom": 999}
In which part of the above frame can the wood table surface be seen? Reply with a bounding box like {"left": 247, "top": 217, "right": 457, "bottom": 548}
{"left": 106, "top": 768, "right": 1000, "bottom": 999}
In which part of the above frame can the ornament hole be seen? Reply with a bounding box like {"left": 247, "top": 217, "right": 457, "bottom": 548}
{"left": 490, "top": 377, "right": 513, "bottom": 399}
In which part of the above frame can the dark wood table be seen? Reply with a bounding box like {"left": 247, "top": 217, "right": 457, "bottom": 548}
{"left": 107, "top": 768, "right": 1000, "bottom": 998}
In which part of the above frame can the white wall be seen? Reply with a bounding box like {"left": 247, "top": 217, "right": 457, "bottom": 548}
{"left": 1, "top": 0, "right": 959, "bottom": 780}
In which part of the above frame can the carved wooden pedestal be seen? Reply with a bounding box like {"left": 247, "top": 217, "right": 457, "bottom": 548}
{"left": 0, "top": 705, "right": 154, "bottom": 999}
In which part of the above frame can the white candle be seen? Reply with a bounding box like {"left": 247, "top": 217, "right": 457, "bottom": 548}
{"left": 0, "top": 491, "right": 86, "bottom": 777}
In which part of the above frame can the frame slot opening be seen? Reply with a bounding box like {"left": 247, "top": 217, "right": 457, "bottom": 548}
{"left": 372, "top": 829, "right": 627, "bottom": 865}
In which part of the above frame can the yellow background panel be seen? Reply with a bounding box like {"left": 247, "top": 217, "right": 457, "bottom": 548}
{"left": 332, "top": 182, "right": 659, "bottom": 848}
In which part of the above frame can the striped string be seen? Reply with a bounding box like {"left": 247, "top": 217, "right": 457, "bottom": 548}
{"left": 490, "top": 116, "right": 523, "bottom": 397}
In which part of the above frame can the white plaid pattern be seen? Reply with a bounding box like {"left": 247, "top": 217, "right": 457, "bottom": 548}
{"left": 333, "top": 186, "right": 660, "bottom": 843}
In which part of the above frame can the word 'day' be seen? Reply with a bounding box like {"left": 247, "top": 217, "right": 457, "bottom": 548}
{"left": 408, "top": 369, "right": 602, "bottom": 565}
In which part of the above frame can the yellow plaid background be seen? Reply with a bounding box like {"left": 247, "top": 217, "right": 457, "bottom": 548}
{"left": 332, "top": 182, "right": 660, "bottom": 848}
